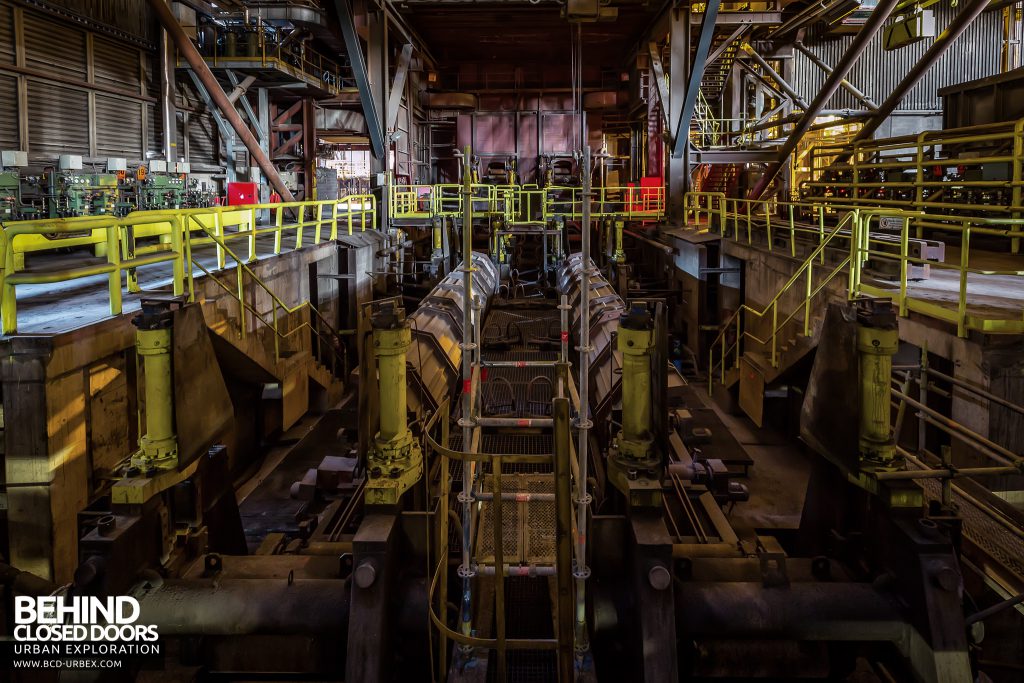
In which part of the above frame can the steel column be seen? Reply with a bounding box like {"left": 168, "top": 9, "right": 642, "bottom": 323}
{"left": 553, "top": 396, "right": 575, "bottom": 681}
{"left": 748, "top": 0, "right": 899, "bottom": 197}
{"left": 147, "top": 0, "right": 295, "bottom": 202}
{"left": 667, "top": 8, "right": 688, "bottom": 216}
{"left": 333, "top": 0, "right": 386, "bottom": 160}
{"left": 159, "top": 27, "right": 177, "bottom": 162}
{"left": 672, "top": 0, "right": 722, "bottom": 158}
{"left": 386, "top": 44, "right": 414, "bottom": 131}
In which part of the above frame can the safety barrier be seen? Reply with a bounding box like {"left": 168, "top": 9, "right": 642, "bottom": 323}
{"left": 0, "top": 196, "right": 376, "bottom": 334}
{"left": 684, "top": 191, "right": 1024, "bottom": 392}
{"left": 799, "top": 117, "right": 1024, "bottom": 252}
{"left": 387, "top": 182, "right": 666, "bottom": 223}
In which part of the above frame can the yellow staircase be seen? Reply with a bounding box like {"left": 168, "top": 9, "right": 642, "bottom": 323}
{"left": 708, "top": 212, "right": 856, "bottom": 426}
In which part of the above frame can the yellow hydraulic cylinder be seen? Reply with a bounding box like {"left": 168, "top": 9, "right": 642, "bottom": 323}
{"left": 136, "top": 324, "right": 178, "bottom": 469}
{"left": 857, "top": 321, "right": 899, "bottom": 466}
{"left": 367, "top": 303, "right": 422, "bottom": 505}
{"left": 608, "top": 304, "right": 660, "bottom": 507}
{"left": 612, "top": 218, "right": 626, "bottom": 263}
{"left": 617, "top": 313, "right": 655, "bottom": 461}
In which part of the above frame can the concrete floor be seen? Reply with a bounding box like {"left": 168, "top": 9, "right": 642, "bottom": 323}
{"left": 865, "top": 245, "right": 1024, "bottom": 322}
{"left": 690, "top": 386, "right": 813, "bottom": 535}
{"left": 9, "top": 233, "right": 318, "bottom": 334}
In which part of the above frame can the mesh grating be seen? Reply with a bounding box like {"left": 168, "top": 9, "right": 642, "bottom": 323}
{"left": 475, "top": 474, "right": 557, "bottom": 565}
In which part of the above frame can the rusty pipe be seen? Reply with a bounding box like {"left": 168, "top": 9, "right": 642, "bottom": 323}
{"left": 146, "top": 0, "right": 297, "bottom": 203}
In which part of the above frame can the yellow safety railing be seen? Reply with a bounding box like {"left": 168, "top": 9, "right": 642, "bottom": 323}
{"left": 0, "top": 196, "right": 376, "bottom": 334}
{"left": 385, "top": 182, "right": 667, "bottom": 223}
{"left": 686, "top": 190, "right": 1024, "bottom": 393}
{"left": 800, "top": 117, "right": 1024, "bottom": 252}
{"left": 181, "top": 219, "right": 349, "bottom": 374}
{"left": 706, "top": 210, "right": 858, "bottom": 394}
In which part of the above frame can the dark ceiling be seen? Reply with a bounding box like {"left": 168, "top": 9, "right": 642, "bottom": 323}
{"left": 396, "top": 1, "right": 664, "bottom": 70}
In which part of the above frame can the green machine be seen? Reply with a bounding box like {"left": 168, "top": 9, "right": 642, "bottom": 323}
{"left": 134, "top": 160, "right": 188, "bottom": 211}
{"left": 0, "top": 151, "right": 28, "bottom": 221}
{"left": 46, "top": 155, "right": 126, "bottom": 218}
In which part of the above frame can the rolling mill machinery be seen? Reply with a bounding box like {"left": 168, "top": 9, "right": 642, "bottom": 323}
{"left": 0, "top": 149, "right": 984, "bottom": 683}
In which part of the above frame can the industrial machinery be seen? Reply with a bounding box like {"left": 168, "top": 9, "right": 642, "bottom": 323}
{"left": 0, "top": 150, "right": 28, "bottom": 220}
{"left": 0, "top": 148, "right": 1005, "bottom": 683}
{"left": 42, "top": 155, "right": 126, "bottom": 218}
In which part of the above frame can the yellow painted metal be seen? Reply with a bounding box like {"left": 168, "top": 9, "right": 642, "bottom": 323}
{"left": 612, "top": 218, "right": 626, "bottom": 262}
{"left": 857, "top": 322, "right": 899, "bottom": 467}
{"left": 135, "top": 326, "right": 178, "bottom": 469}
{"left": 365, "top": 305, "right": 422, "bottom": 506}
{"left": 687, "top": 190, "right": 1024, "bottom": 396}
{"left": 0, "top": 196, "right": 376, "bottom": 334}
{"left": 617, "top": 323, "right": 654, "bottom": 461}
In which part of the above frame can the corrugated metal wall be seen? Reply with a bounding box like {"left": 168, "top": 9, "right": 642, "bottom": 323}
{"left": 0, "top": 1, "right": 153, "bottom": 162}
{"left": 793, "top": 4, "right": 1002, "bottom": 111}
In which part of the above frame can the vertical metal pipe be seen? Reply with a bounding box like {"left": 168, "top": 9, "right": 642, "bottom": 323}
{"left": 458, "top": 146, "right": 475, "bottom": 640}
{"left": 553, "top": 397, "right": 575, "bottom": 682}
{"left": 574, "top": 147, "right": 592, "bottom": 655}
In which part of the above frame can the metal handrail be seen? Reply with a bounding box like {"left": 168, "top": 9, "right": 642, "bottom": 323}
{"left": 706, "top": 210, "right": 857, "bottom": 393}
{"left": 686, "top": 191, "right": 1024, "bottom": 348}
{"left": 0, "top": 196, "right": 375, "bottom": 334}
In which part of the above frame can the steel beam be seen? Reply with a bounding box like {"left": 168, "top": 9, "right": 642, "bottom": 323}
{"left": 225, "top": 71, "right": 264, "bottom": 143}
{"left": 672, "top": 0, "right": 722, "bottom": 159}
{"left": 150, "top": 0, "right": 295, "bottom": 201}
{"left": 845, "top": 0, "right": 990, "bottom": 150}
{"left": 740, "top": 44, "right": 809, "bottom": 109}
{"left": 333, "top": 0, "right": 386, "bottom": 160}
{"left": 793, "top": 41, "right": 878, "bottom": 110}
{"left": 706, "top": 24, "right": 748, "bottom": 66}
{"left": 748, "top": 0, "right": 899, "bottom": 197}
{"left": 667, "top": 8, "right": 687, "bottom": 215}
{"left": 386, "top": 44, "right": 413, "bottom": 131}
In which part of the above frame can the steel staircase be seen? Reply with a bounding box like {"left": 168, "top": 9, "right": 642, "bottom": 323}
{"left": 707, "top": 212, "right": 857, "bottom": 425}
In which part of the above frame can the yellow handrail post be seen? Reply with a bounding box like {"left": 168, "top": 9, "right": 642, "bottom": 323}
{"left": 215, "top": 212, "right": 226, "bottom": 270}
{"left": 316, "top": 203, "right": 324, "bottom": 243}
{"left": 295, "top": 205, "right": 304, "bottom": 249}
{"left": 1013, "top": 119, "right": 1023, "bottom": 253}
{"left": 958, "top": 222, "right": 970, "bottom": 337}
{"left": 789, "top": 204, "right": 796, "bottom": 257}
{"left": 236, "top": 262, "right": 246, "bottom": 341}
{"left": 818, "top": 205, "right": 825, "bottom": 264}
{"left": 804, "top": 263, "right": 813, "bottom": 337}
{"left": 171, "top": 216, "right": 185, "bottom": 297}
{"left": 106, "top": 225, "right": 122, "bottom": 317}
{"left": 746, "top": 202, "right": 752, "bottom": 243}
{"left": 899, "top": 217, "right": 909, "bottom": 317}
{"left": 274, "top": 202, "right": 284, "bottom": 254}
{"left": 348, "top": 202, "right": 354, "bottom": 235}
{"left": 1, "top": 232, "right": 16, "bottom": 335}
{"left": 770, "top": 301, "right": 778, "bottom": 367}
{"left": 765, "top": 201, "right": 773, "bottom": 251}
{"left": 184, "top": 216, "right": 195, "bottom": 302}
{"left": 249, "top": 208, "right": 257, "bottom": 263}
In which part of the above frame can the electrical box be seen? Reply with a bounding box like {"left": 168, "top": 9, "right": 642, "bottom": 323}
{"left": 107, "top": 158, "right": 127, "bottom": 172}
{"left": 228, "top": 181, "right": 259, "bottom": 206}
{"left": 2, "top": 150, "right": 27, "bottom": 167}
{"left": 884, "top": 11, "right": 936, "bottom": 50}
{"left": 59, "top": 154, "right": 83, "bottom": 171}
{"left": 150, "top": 160, "right": 168, "bottom": 174}
{"left": 173, "top": 161, "right": 191, "bottom": 174}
